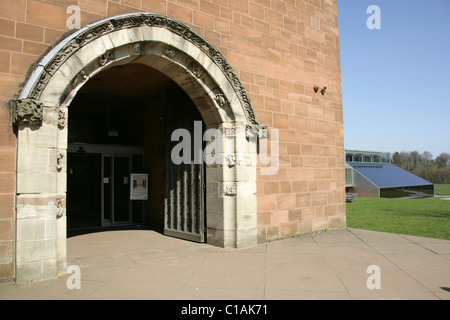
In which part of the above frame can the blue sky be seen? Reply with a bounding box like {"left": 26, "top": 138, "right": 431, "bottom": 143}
{"left": 337, "top": 0, "right": 450, "bottom": 157}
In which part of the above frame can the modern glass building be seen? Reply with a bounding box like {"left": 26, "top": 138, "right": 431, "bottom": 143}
{"left": 345, "top": 150, "right": 434, "bottom": 198}
{"left": 345, "top": 150, "right": 391, "bottom": 164}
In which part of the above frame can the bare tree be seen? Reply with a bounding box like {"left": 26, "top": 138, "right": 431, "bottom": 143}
{"left": 391, "top": 151, "right": 450, "bottom": 184}
{"left": 435, "top": 153, "right": 450, "bottom": 169}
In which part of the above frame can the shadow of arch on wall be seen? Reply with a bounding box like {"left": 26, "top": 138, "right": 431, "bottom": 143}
{"left": 11, "top": 13, "right": 267, "bottom": 283}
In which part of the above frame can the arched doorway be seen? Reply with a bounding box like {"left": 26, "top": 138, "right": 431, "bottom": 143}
{"left": 12, "top": 13, "right": 266, "bottom": 283}
{"left": 67, "top": 63, "right": 207, "bottom": 242}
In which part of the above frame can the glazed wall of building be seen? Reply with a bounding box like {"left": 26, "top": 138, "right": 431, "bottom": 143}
{"left": 0, "top": 0, "right": 345, "bottom": 282}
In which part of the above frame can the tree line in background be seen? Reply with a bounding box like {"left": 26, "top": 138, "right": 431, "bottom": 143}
{"left": 392, "top": 151, "right": 450, "bottom": 184}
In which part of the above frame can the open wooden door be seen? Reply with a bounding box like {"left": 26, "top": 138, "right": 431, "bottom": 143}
{"left": 164, "top": 88, "right": 205, "bottom": 242}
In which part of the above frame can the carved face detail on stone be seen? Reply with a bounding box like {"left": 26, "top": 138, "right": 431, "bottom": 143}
{"left": 57, "top": 108, "right": 67, "bottom": 129}
{"left": 189, "top": 62, "right": 203, "bottom": 78}
{"left": 11, "top": 99, "right": 43, "bottom": 126}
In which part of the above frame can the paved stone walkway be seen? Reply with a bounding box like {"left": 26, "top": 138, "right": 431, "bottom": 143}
{"left": 1, "top": 227, "right": 449, "bottom": 300}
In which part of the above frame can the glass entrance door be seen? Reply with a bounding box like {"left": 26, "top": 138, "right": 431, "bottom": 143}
{"left": 113, "top": 154, "right": 132, "bottom": 224}
{"left": 67, "top": 153, "right": 102, "bottom": 230}
{"left": 102, "top": 154, "right": 112, "bottom": 226}
{"left": 68, "top": 144, "right": 144, "bottom": 230}
{"left": 102, "top": 154, "right": 133, "bottom": 226}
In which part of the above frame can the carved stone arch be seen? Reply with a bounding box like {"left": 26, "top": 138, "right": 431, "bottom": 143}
{"left": 18, "top": 13, "right": 266, "bottom": 134}
{"left": 13, "top": 13, "right": 264, "bottom": 283}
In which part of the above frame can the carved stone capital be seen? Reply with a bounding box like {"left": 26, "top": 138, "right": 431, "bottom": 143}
{"left": 10, "top": 98, "right": 43, "bottom": 126}
{"left": 246, "top": 124, "right": 269, "bottom": 139}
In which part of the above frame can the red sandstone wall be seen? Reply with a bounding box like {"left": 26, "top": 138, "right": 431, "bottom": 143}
{"left": 0, "top": 0, "right": 345, "bottom": 280}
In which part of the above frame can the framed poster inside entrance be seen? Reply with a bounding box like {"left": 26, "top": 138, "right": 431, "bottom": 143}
{"left": 130, "top": 174, "right": 148, "bottom": 200}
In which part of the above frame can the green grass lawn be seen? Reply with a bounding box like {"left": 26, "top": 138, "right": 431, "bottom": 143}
{"left": 346, "top": 194, "right": 450, "bottom": 240}
{"left": 435, "top": 184, "right": 450, "bottom": 196}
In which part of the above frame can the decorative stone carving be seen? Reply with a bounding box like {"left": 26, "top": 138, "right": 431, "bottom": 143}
{"left": 56, "top": 151, "right": 64, "bottom": 172}
{"left": 98, "top": 50, "right": 115, "bottom": 66}
{"left": 72, "top": 70, "right": 88, "bottom": 87}
{"left": 225, "top": 154, "right": 234, "bottom": 167}
{"left": 214, "top": 93, "right": 227, "bottom": 107}
{"left": 131, "top": 42, "right": 142, "bottom": 55}
{"left": 245, "top": 124, "right": 269, "bottom": 139}
{"left": 10, "top": 99, "right": 43, "bottom": 126}
{"left": 57, "top": 108, "right": 67, "bottom": 129}
{"left": 189, "top": 62, "right": 203, "bottom": 78}
{"left": 225, "top": 154, "right": 242, "bottom": 167}
{"left": 45, "top": 42, "right": 80, "bottom": 76}
{"left": 56, "top": 197, "right": 65, "bottom": 219}
{"left": 225, "top": 127, "right": 235, "bottom": 137}
{"left": 224, "top": 153, "right": 255, "bottom": 167}
{"left": 29, "top": 71, "right": 52, "bottom": 100}
{"left": 223, "top": 183, "right": 237, "bottom": 196}
{"left": 164, "top": 48, "right": 176, "bottom": 59}
{"left": 23, "top": 13, "right": 265, "bottom": 134}
{"left": 258, "top": 125, "right": 269, "bottom": 139}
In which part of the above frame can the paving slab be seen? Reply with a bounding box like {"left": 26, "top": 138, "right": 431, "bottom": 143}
{"left": 0, "top": 227, "right": 449, "bottom": 300}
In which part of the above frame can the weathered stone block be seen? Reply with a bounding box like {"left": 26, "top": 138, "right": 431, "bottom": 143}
{"left": 236, "top": 195, "right": 257, "bottom": 215}
{"left": 42, "top": 259, "right": 57, "bottom": 280}
{"left": 16, "top": 261, "right": 41, "bottom": 284}
{"left": 17, "top": 172, "right": 57, "bottom": 194}
{"left": 16, "top": 194, "right": 57, "bottom": 219}
{"left": 17, "top": 147, "right": 50, "bottom": 173}
{"left": 16, "top": 240, "right": 41, "bottom": 264}
{"left": 16, "top": 219, "right": 45, "bottom": 242}
{"left": 236, "top": 228, "right": 257, "bottom": 248}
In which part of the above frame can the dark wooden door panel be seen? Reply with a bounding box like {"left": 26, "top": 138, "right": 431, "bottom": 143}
{"left": 164, "top": 88, "right": 205, "bottom": 242}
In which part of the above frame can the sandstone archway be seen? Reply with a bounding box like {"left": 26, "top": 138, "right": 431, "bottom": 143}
{"left": 12, "top": 13, "right": 266, "bottom": 283}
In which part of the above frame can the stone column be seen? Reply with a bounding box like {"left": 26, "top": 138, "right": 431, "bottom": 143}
{"left": 12, "top": 99, "right": 67, "bottom": 283}
{"left": 205, "top": 123, "right": 257, "bottom": 248}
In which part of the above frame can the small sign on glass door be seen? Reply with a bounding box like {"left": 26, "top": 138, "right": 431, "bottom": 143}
{"left": 130, "top": 174, "right": 148, "bottom": 200}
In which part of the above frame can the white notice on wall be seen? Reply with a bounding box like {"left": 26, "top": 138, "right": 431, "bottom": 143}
{"left": 130, "top": 174, "right": 148, "bottom": 200}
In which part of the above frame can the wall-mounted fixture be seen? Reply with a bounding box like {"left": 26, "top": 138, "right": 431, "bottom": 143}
{"left": 77, "top": 146, "right": 85, "bottom": 153}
